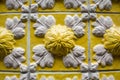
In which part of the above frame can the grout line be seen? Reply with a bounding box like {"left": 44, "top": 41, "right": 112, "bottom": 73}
{"left": 87, "top": 0, "right": 91, "bottom": 79}
{"left": 1, "top": 69, "right": 120, "bottom": 73}
{"left": 35, "top": 72, "right": 81, "bottom": 74}
{"left": 0, "top": 11, "right": 120, "bottom": 14}
{"left": 27, "top": 16, "right": 31, "bottom": 80}
{"left": 26, "top": 0, "right": 32, "bottom": 80}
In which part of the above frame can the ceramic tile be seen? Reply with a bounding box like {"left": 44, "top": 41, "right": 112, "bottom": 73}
{"left": 90, "top": 13, "right": 120, "bottom": 70}
{"left": 30, "top": 13, "right": 89, "bottom": 71}
{"left": 0, "top": 14, "right": 28, "bottom": 71}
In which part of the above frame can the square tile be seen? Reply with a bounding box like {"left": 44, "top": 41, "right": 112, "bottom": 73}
{"left": 0, "top": 14, "right": 28, "bottom": 71}
{"left": 90, "top": 13, "right": 120, "bottom": 70}
{"left": 30, "top": 13, "right": 89, "bottom": 71}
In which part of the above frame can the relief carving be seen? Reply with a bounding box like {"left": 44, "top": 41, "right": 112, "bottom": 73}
{"left": 64, "top": 0, "right": 86, "bottom": 9}
{"left": 35, "top": 0, "right": 55, "bottom": 9}
{"left": 93, "top": 44, "right": 113, "bottom": 67}
{"left": 32, "top": 15, "right": 86, "bottom": 68}
{"left": 92, "top": 16, "right": 113, "bottom": 37}
{"left": 0, "top": 16, "right": 27, "bottom": 70}
{"left": 6, "top": 16, "right": 25, "bottom": 39}
{"left": 6, "top": 0, "right": 27, "bottom": 10}
{"left": 93, "top": 0, "right": 112, "bottom": 11}
{"left": 4, "top": 47, "right": 26, "bottom": 69}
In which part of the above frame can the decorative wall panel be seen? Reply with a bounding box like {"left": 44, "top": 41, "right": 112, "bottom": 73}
{"left": 0, "top": 0, "right": 120, "bottom": 80}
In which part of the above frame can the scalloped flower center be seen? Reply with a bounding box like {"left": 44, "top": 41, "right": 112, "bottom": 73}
{"left": 0, "top": 27, "right": 15, "bottom": 60}
{"left": 44, "top": 25, "right": 76, "bottom": 56}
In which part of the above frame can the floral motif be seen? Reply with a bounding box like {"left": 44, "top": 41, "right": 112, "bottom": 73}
{"left": 102, "top": 75, "right": 115, "bottom": 80}
{"left": 6, "top": 0, "right": 27, "bottom": 10}
{"left": 32, "top": 15, "right": 86, "bottom": 68}
{"left": 64, "top": 0, "right": 86, "bottom": 9}
{"left": 35, "top": 0, "right": 55, "bottom": 9}
{"left": 32, "top": 45, "right": 54, "bottom": 68}
{"left": 40, "top": 76, "right": 55, "bottom": 80}
{"left": 93, "top": 44, "right": 113, "bottom": 67}
{"left": 92, "top": 16, "right": 113, "bottom": 37}
{"left": 4, "top": 47, "right": 26, "bottom": 69}
{"left": 82, "top": 72, "right": 99, "bottom": 80}
{"left": 65, "top": 15, "right": 85, "bottom": 38}
{"left": 5, "top": 76, "right": 18, "bottom": 80}
{"left": 63, "top": 46, "right": 86, "bottom": 68}
{"left": 6, "top": 16, "right": 25, "bottom": 39}
{"left": 93, "top": 0, "right": 112, "bottom": 11}
{"left": 33, "top": 15, "right": 56, "bottom": 37}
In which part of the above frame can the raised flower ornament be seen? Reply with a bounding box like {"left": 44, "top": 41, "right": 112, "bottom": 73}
{"left": 32, "top": 15, "right": 86, "bottom": 68}
{"left": 0, "top": 16, "right": 26, "bottom": 69}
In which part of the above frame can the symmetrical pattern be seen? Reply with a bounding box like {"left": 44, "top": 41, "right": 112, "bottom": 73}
{"left": 0, "top": 0, "right": 119, "bottom": 80}
{"left": 32, "top": 15, "right": 86, "bottom": 69}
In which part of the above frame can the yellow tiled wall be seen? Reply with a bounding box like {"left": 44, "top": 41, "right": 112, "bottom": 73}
{"left": 0, "top": 0, "right": 120, "bottom": 80}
